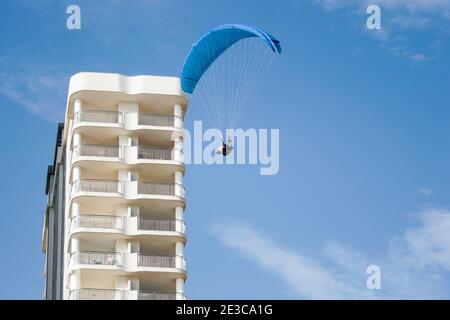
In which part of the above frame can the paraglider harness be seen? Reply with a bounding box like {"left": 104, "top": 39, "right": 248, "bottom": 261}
{"left": 217, "top": 137, "right": 233, "bottom": 156}
{"left": 221, "top": 142, "right": 227, "bottom": 156}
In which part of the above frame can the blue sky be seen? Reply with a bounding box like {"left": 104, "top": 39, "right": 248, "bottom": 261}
{"left": 0, "top": 0, "right": 449, "bottom": 299}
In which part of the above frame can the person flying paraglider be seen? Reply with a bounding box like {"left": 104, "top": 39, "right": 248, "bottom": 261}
{"left": 216, "top": 137, "right": 233, "bottom": 156}
{"left": 181, "top": 24, "right": 281, "bottom": 158}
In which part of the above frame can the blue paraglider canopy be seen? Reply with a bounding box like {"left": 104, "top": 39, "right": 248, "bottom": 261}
{"left": 181, "top": 24, "right": 282, "bottom": 94}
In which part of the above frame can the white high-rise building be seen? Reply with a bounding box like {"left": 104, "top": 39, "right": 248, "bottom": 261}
{"left": 42, "top": 72, "right": 188, "bottom": 300}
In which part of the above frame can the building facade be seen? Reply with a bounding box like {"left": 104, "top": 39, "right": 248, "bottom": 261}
{"left": 42, "top": 72, "right": 188, "bottom": 300}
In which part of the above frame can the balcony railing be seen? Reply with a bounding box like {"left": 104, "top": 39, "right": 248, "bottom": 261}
{"left": 71, "top": 215, "right": 183, "bottom": 233}
{"left": 138, "top": 218, "right": 184, "bottom": 232}
{"left": 73, "top": 144, "right": 122, "bottom": 158}
{"left": 74, "top": 110, "right": 122, "bottom": 124}
{"left": 137, "top": 254, "right": 179, "bottom": 268}
{"left": 137, "top": 182, "right": 184, "bottom": 197}
{"left": 71, "top": 252, "right": 121, "bottom": 266}
{"left": 138, "top": 146, "right": 172, "bottom": 160}
{"left": 72, "top": 180, "right": 184, "bottom": 198}
{"left": 139, "top": 113, "right": 180, "bottom": 127}
{"left": 70, "top": 288, "right": 122, "bottom": 300}
{"left": 72, "top": 180, "right": 122, "bottom": 194}
{"left": 72, "top": 215, "right": 122, "bottom": 230}
{"left": 70, "top": 289, "right": 181, "bottom": 300}
{"left": 73, "top": 111, "right": 183, "bottom": 128}
{"left": 137, "top": 182, "right": 174, "bottom": 195}
{"left": 137, "top": 291, "right": 179, "bottom": 300}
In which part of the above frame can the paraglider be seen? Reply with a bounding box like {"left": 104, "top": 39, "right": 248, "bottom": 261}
{"left": 181, "top": 24, "right": 281, "bottom": 94}
{"left": 181, "top": 24, "right": 282, "bottom": 156}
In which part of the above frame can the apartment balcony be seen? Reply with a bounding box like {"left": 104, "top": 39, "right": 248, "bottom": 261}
{"left": 71, "top": 180, "right": 185, "bottom": 204}
{"left": 71, "top": 215, "right": 123, "bottom": 230}
{"left": 137, "top": 146, "right": 173, "bottom": 161}
{"left": 71, "top": 145, "right": 184, "bottom": 178}
{"left": 136, "top": 291, "right": 184, "bottom": 300}
{"left": 73, "top": 144, "right": 176, "bottom": 161}
{"left": 72, "top": 179, "right": 122, "bottom": 195}
{"left": 74, "top": 110, "right": 123, "bottom": 125}
{"left": 69, "top": 288, "right": 185, "bottom": 300}
{"left": 70, "top": 214, "right": 186, "bottom": 238}
{"left": 70, "top": 288, "right": 122, "bottom": 300}
{"left": 138, "top": 113, "right": 181, "bottom": 127}
{"left": 69, "top": 252, "right": 186, "bottom": 273}
{"left": 71, "top": 251, "right": 122, "bottom": 267}
{"left": 138, "top": 217, "right": 185, "bottom": 233}
{"left": 137, "top": 254, "right": 186, "bottom": 270}
{"left": 72, "top": 144, "right": 122, "bottom": 159}
{"left": 138, "top": 182, "right": 181, "bottom": 197}
{"left": 72, "top": 110, "right": 184, "bottom": 139}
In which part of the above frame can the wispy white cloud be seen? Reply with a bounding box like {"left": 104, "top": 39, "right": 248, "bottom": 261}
{"left": 211, "top": 206, "right": 450, "bottom": 299}
{"left": 1, "top": 0, "right": 178, "bottom": 123}
{"left": 0, "top": 58, "right": 69, "bottom": 122}
{"left": 417, "top": 187, "right": 433, "bottom": 196}
{"left": 402, "top": 207, "right": 450, "bottom": 271}
{"left": 211, "top": 222, "right": 371, "bottom": 299}
{"left": 315, "top": 0, "right": 450, "bottom": 15}
{"left": 307, "top": 0, "right": 450, "bottom": 62}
